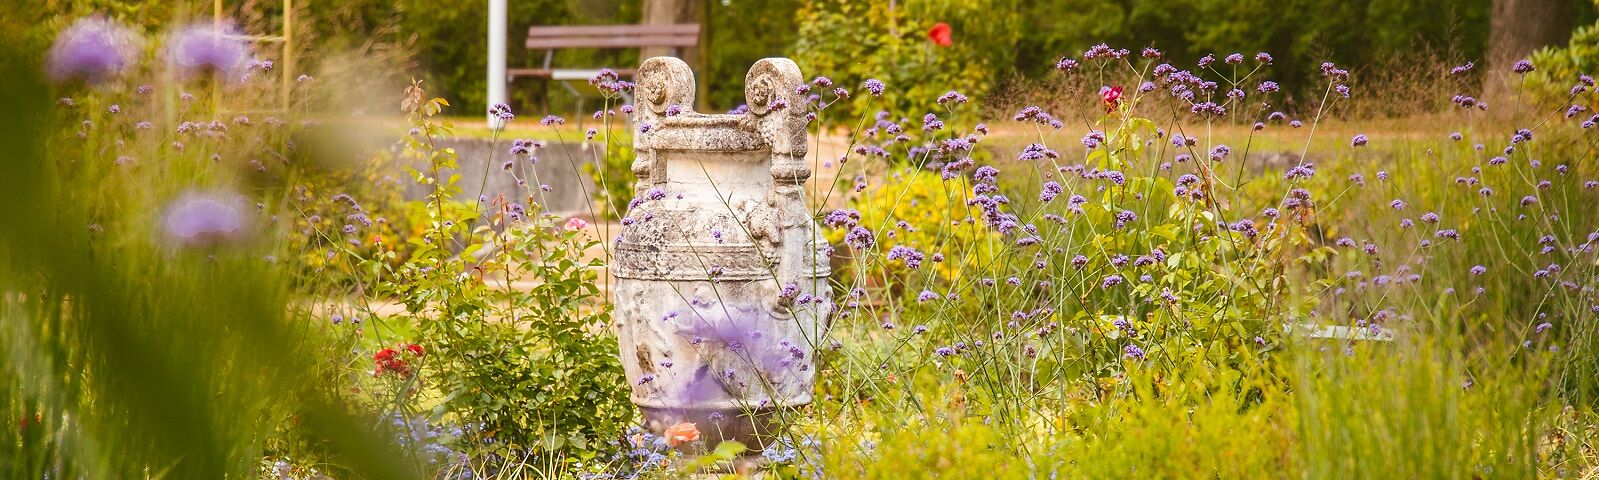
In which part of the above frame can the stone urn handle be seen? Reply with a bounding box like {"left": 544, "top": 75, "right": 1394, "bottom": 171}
{"left": 743, "top": 58, "right": 813, "bottom": 311}
{"left": 630, "top": 57, "right": 697, "bottom": 195}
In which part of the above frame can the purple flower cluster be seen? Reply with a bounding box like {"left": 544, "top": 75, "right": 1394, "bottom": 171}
{"left": 1013, "top": 106, "right": 1063, "bottom": 129}
{"left": 489, "top": 103, "right": 515, "bottom": 122}
{"left": 845, "top": 226, "right": 875, "bottom": 250}
{"left": 887, "top": 245, "right": 925, "bottom": 269}
{"left": 588, "top": 69, "right": 635, "bottom": 95}
{"left": 1083, "top": 43, "right": 1130, "bottom": 59}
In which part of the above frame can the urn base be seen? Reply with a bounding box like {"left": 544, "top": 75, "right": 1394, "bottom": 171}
{"left": 640, "top": 404, "right": 797, "bottom": 452}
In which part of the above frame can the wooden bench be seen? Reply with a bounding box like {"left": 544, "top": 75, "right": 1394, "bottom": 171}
{"left": 507, "top": 24, "right": 700, "bottom": 86}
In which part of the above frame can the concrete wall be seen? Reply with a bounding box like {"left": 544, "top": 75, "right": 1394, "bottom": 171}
{"left": 404, "top": 138, "right": 606, "bottom": 217}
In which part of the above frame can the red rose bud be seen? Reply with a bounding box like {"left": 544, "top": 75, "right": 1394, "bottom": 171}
{"left": 927, "top": 22, "right": 953, "bottom": 48}
{"left": 1100, "top": 85, "right": 1123, "bottom": 112}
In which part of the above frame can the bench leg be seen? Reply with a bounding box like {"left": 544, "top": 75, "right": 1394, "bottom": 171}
{"left": 558, "top": 81, "right": 585, "bottom": 130}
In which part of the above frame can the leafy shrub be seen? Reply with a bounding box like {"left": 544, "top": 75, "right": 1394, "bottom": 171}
{"left": 825, "top": 167, "right": 1002, "bottom": 289}
{"left": 585, "top": 142, "right": 634, "bottom": 221}
{"left": 365, "top": 84, "right": 632, "bottom": 457}
{"left": 795, "top": 0, "right": 1017, "bottom": 126}
{"left": 1528, "top": 15, "right": 1599, "bottom": 105}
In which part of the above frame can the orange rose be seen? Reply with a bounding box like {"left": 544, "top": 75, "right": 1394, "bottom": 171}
{"left": 664, "top": 422, "right": 700, "bottom": 447}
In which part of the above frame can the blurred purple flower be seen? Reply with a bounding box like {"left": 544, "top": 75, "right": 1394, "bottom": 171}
{"left": 168, "top": 23, "right": 251, "bottom": 80}
{"left": 48, "top": 16, "right": 140, "bottom": 84}
{"left": 163, "top": 190, "right": 248, "bottom": 245}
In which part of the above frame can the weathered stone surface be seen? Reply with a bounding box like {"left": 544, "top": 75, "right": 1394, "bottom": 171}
{"left": 613, "top": 57, "right": 833, "bottom": 451}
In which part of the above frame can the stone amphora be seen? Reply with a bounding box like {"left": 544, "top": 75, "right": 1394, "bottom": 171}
{"left": 612, "top": 57, "right": 832, "bottom": 451}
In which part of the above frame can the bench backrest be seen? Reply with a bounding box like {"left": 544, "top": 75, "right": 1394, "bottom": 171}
{"left": 525, "top": 24, "right": 700, "bottom": 50}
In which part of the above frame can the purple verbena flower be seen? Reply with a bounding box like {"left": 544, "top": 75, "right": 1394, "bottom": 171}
{"left": 887, "top": 245, "right": 925, "bottom": 268}
{"left": 863, "top": 78, "right": 885, "bottom": 97}
{"left": 1114, "top": 210, "right": 1137, "bottom": 229}
{"left": 489, "top": 103, "right": 515, "bottom": 122}
{"left": 845, "top": 226, "right": 875, "bottom": 249}
{"left": 1039, "top": 181, "right": 1063, "bottom": 202}
{"left": 1209, "top": 145, "right": 1230, "bottom": 162}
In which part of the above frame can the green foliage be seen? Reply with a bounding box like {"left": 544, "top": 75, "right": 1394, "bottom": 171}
{"left": 15, "top": 3, "right": 1599, "bottom": 478}
{"left": 795, "top": 0, "right": 1013, "bottom": 126}
{"left": 702, "top": 0, "right": 804, "bottom": 110}
{"left": 0, "top": 6, "right": 419, "bottom": 477}
{"left": 1010, "top": 0, "right": 1494, "bottom": 101}
{"left": 827, "top": 168, "right": 1002, "bottom": 288}
{"left": 1293, "top": 340, "right": 1545, "bottom": 479}
{"left": 374, "top": 82, "right": 632, "bottom": 457}
{"left": 1528, "top": 9, "right": 1599, "bottom": 105}
{"left": 585, "top": 142, "right": 635, "bottom": 220}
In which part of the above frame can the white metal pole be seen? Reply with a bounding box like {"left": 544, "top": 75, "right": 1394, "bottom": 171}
{"left": 487, "top": 0, "right": 508, "bottom": 128}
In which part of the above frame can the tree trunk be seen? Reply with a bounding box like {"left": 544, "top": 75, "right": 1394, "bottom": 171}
{"left": 640, "top": 0, "right": 702, "bottom": 60}
{"left": 640, "top": 0, "right": 707, "bottom": 108}
{"left": 1485, "top": 0, "right": 1571, "bottom": 101}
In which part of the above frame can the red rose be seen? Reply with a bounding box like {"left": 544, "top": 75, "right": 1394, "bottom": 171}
{"left": 1100, "top": 85, "right": 1123, "bottom": 112}
{"left": 406, "top": 344, "right": 424, "bottom": 357}
{"left": 373, "top": 347, "right": 410, "bottom": 376}
{"left": 927, "top": 22, "right": 953, "bottom": 48}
